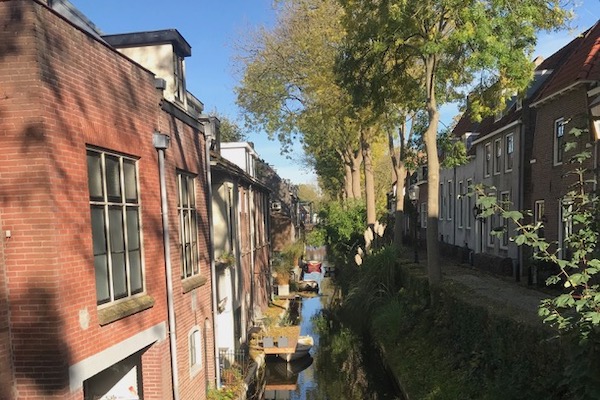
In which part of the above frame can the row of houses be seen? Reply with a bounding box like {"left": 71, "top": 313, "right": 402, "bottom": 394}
{"left": 0, "top": 1, "right": 303, "bottom": 399}
{"left": 411, "top": 20, "right": 600, "bottom": 282}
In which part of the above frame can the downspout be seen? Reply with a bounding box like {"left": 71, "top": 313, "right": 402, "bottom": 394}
{"left": 201, "top": 119, "right": 221, "bottom": 388}
{"left": 153, "top": 132, "right": 180, "bottom": 400}
{"left": 249, "top": 185, "right": 256, "bottom": 325}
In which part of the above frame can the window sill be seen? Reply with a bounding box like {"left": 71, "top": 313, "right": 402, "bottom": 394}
{"left": 98, "top": 294, "right": 155, "bottom": 326}
{"left": 182, "top": 274, "right": 208, "bottom": 294}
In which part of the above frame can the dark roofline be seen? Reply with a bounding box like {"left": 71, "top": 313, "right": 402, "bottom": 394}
{"left": 102, "top": 29, "right": 192, "bottom": 57}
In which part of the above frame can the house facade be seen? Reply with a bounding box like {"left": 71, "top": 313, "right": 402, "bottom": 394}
{"left": 0, "top": 1, "right": 217, "bottom": 399}
{"left": 208, "top": 130, "right": 272, "bottom": 358}
{"left": 434, "top": 21, "right": 600, "bottom": 279}
{"left": 529, "top": 22, "right": 600, "bottom": 266}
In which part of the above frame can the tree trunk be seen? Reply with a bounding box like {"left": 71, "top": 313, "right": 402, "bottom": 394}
{"left": 388, "top": 120, "right": 408, "bottom": 250}
{"left": 393, "top": 165, "right": 407, "bottom": 249}
{"left": 424, "top": 56, "right": 442, "bottom": 287}
{"left": 362, "top": 128, "right": 376, "bottom": 226}
{"left": 351, "top": 149, "right": 362, "bottom": 200}
{"left": 344, "top": 154, "right": 353, "bottom": 200}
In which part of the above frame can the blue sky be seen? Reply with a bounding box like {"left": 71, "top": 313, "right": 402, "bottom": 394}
{"left": 70, "top": 0, "right": 598, "bottom": 185}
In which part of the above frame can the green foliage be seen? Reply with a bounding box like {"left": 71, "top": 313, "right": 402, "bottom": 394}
{"left": 370, "top": 266, "right": 568, "bottom": 400}
{"left": 439, "top": 129, "right": 469, "bottom": 168}
{"left": 305, "top": 227, "right": 326, "bottom": 247}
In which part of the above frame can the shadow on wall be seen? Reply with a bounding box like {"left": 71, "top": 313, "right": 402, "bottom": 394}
{"left": 2, "top": 284, "right": 72, "bottom": 398}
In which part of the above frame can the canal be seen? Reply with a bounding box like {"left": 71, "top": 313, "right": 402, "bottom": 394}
{"left": 260, "top": 266, "right": 403, "bottom": 400}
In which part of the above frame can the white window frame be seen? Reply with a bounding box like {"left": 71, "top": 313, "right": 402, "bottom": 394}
{"left": 178, "top": 171, "right": 200, "bottom": 279}
{"left": 500, "top": 191, "right": 510, "bottom": 249}
{"left": 173, "top": 53, "right": 186, "bottom": 103}
{"left": 189, "top": 327, "right": 203, "bottom": 376}
{"left": 87, "top": 148, "right": 144, "bottom": 306}
{"left": 554, "top": 117, "right": 565, "bottom": 166}
{"left": 487, "top": 192, "right": 497, "bottom": 248}
{"left": 484, "top": 143, "right": 492, "bottom": 177}
{"left": 494, "top": 138, "right": 502, "bottom": 175}
{"left": 447, "top": 180, "right": 453, "bottom": 221}
{"left": 534, "top": 200, "right": 545, "bottom": 239}
{"left": 466, "top": 179, "right": 473, "bottom": 229}
{"left": 458, "top": 181, "right": 464, "bottom": 228}
{"left": 558, "top": 197, "right": 573, "bottom": 260}
{"left": 439, "top": 183, "right": 444, "bottom": 220}
{"left": 505, "top": 133, "right": 514, "bottom": 172}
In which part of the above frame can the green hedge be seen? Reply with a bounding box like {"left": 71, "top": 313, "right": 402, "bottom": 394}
{"left": 371, "top": 264, "right": 568, "bottom": 400}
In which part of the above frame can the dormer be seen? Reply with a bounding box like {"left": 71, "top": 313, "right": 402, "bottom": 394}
{"left": 103, "top": 29, "right": 192, "bottom": 109}
{"left": 220, "top": 142, "right": 260, "bottom": 178}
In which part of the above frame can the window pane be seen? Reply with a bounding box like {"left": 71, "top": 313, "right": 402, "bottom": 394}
{"left": 126, "top": 208, "right": 140, "bottom": 250}
{"left": 109, "top": 208, "right": 125, "bottom": 253}
{"left": 188, "top": 177, "right": 195, "bottom": 207}
{"left": 129, "top": 249, "right": 143, "bottom": 294}
{"left": 95, "top": 254, "right": 110, "bottom": 304}
{"left": 105, "top": 156, "right": 122, "bottom": 201}
{"left": 181, "top": 177, "right": 189, "bottom": 207}
{"left": 87, "top": 152, "right": 103, "bottom": 200}
{"left": 91, "top": 206, "right": 107, "bottom": 255}
{"left": 123, "top": 160, "right": 137, "bottom": 202}
{"left": 111, "top": 252, "right": 127, "bottom": 299}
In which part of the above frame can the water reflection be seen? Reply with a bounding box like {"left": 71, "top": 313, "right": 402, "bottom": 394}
{"left": 262, "top": 262, "right": 401, "bottom": 400}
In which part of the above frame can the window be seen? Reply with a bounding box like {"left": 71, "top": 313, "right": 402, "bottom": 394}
{"left": 487, "top": 192, "right": 497, "bottom": 247}
{"left": 173, "top": 53, "right": 186, "bottom": 103}
{"left": 178, "top": 172, "right": 199, "bottom": 279}
{"left": 439, "top": 183, "right": 444, "bottom": 220}
{"left": 420, "top": 202, "right": 427, "bottom": 228}
{"left": 516, "top": 97, "right": 523, "bottom": 111}
{"left": 554, "top": 118, "right": 565, "bottom": 165}
{"left": 494, "top": 138, "right": 502, "bottom": 175}
{"left": 500, "top": 192, "right": 510, "bottom": 248}
{"left": 447, "top": 181, "right": 453, "bottom": 221}
{"left": 534, "top": 200, "right": 545, "bottom": 239}
{"left": 484, "top": 143, "right": 491, "bottom": 177}
{"left": 458, "top": 181, "right": 464, "bottom": 228}
{"left": 87, "top": 149, "right": 143, "bottom": 305}
{"left": 559, "top": 197, "right": 573, "bottom": 260}
{"left": 505, "top": 134, "right": 514, "bottom": 172}
{"left": 189, "top": 327, "right": 203, "bottom": 373}
{"left": 466, "top": 179, "right": 473, "bottom": 229}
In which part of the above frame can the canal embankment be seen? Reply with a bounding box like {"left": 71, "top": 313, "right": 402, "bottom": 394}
{"left": 373, "top": 258, "right": 571, "bottom": 399}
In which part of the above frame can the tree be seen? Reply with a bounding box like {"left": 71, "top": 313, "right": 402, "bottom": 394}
{"left": 338, "top": 0, "right": 572, "bottom": 287}
{"left": 207, "top": 111, "right": 246, "bottom": 142}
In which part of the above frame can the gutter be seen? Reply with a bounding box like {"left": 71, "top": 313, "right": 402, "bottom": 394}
{"left": 153, "top": 132, "right": 180, "bottom": 400}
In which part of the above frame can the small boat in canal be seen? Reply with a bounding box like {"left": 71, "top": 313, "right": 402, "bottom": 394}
{"left": 297, "top": 280, "right": 319, "bottom": 292}
{"left": 278, "top": 335, "right": 314, "bottom": 362}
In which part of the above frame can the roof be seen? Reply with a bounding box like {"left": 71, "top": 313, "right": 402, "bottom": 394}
{"left": 534, "top": 20, "right": 600, "bottom": 103}
{"left": 102, "top": 29, "right": 192, "bottom": 58}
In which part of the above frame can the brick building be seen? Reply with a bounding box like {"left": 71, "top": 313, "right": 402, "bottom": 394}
{"left": 0, "top": 1, "right": 216, "bottom": 399}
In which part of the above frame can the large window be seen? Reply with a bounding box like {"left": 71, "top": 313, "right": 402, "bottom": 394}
{"left": 554, "top": 118, "right": 565, "bottom": 165}
{"left": 447, "top": 180, "right": 453, "bottom": 221}
{"left": 505, "top": 134, "right": 514, "bottom": 172}
{"left": 420, "top": 202, "right": 427, "bottom": 228}
{"left": 484, "top": 143, "right": 492, "bottom": 177}
{"left": 458, "top": 181, "right": 464, "bottom": 228}
{"left": 494, "top": 138, "right": 502, "bottom": 175}
{"left": 87, "top": 149, "right": 143, "bottom": 305}
{"left": 178, "top": 172, "right": 199, "bottom": 279}
{"left": 439, "top": 183, "right": 444, "bottom": 220}
{"left": 466, "top": 179, "right": 473, "bottom": 229}
{"left": 500, "top": 192, "right": 510, "bottom": 248}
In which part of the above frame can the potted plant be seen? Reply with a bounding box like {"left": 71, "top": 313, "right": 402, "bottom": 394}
{"left": 272, "top": 256, "right": 292, "bottom": 296}
{"left": 216, "top": 251, "right": 235, "bottom": 267}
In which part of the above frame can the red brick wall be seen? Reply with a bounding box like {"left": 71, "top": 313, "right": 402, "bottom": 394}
{"left": 156, "top": 108, "right": 215, "bottom": 397}
{"left": 0, "top": 1, "right": 214, "bottom": 398}
{"left": 530, "top": 87, "right": 593, "bottom": 245}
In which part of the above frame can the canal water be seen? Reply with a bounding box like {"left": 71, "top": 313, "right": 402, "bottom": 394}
{"left": 261, "top": 264, "right": 403, "bottom": 400}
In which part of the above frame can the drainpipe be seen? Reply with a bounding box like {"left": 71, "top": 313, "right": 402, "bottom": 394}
{"left": 153, "top": 132, "right": 180, "bottom": 400}
{"left": 201, "top": 117, "right": 221, "bottom": 388}
{"left": 249, "top": 185, "right": 256, "bottom": 325}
